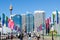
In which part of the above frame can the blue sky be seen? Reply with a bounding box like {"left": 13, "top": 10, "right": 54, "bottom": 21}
{"left": 0, "top": 0, "right": 60, "bottom": 18}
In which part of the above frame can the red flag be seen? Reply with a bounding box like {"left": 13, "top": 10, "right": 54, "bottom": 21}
{"left": 45, "top": 19, "right": 49, "bottom": 29}
{"left": 47, "top": 17, "right": 51, "bottom": 24}
{"left": 45, "top": 19, "right": 48, "bottom": 24}
{"left": 39, "top": 24, "right": 42, "bottom": 31}
{"left": 47, "top": 18, "right": 49, "bottom": 24}
{"left": 8, "top": 19, "right": 14, "bottom": 30}
{"left": 45, "top": 18, "right": 50, "bottom": 34}
{"left": 48, "top": 17, "right": 51, "bottom": 24}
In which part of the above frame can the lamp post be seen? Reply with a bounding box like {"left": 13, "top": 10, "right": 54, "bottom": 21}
{"left": 42, "top": 24, "right": 44, "bottom": 40}
{"left": 51, "top": 27, "right": 54, "bottom": 40}
{"left": 43, "top": 29, "right": 44, "bottom": 40}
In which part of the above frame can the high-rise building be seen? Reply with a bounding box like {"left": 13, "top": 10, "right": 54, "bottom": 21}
{"left": 11, "top": 14, "right": 22, "bottom": 32}
{"left": 21, "top": 14, "right": 26, "bottom": 32}
{"left": 34, "top": 10, "right": 45, "bottom": 34}
{"left": 26, "top": 13, "right": 34, "bottom": 33}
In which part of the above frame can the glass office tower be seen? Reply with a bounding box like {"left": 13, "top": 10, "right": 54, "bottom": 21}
{"left": 11, "top": 14, "right": 22, "bottom": 32}
{"left": 26, "top": 14, "right": 34, "bottom": 33}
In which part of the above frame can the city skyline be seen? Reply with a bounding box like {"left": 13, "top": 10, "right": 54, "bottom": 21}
{"left": 0, "top": 0, "right": 60, "bottom": 40}
{"left": 0, "top": 0, "right": 60, "bottom": 18}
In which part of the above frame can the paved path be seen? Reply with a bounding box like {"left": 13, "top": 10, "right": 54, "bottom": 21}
{"left": 1, "top": 35, "right": 60, "bottom": 40}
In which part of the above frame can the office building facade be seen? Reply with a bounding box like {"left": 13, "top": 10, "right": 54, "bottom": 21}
{"left": 21, "top": 14, "right": 26, "bottom": 32}
{"left": 34, "top": 10, "right": 45, "bottom": 34}
{"left": 11, "top": 14, "right": 22, "bottom": 32}
{"left": 26, "top": 13, "right": 34, "bottom": 33}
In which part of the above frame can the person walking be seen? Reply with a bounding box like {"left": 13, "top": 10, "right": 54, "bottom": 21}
{"left": 28, "top": 33, "right": 32, "bottom": 40}
{"left": 20, "top": 33, "right": 24, "bottom": 40}
{"left": 11, "top": 34, "right": 13, "bottom": 40}
{"left": 36, "top": 33, "right": 40, "bottom": 40}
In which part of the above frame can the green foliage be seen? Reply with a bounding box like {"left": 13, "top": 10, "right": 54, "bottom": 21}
{"left": 49, "top": 30, "right": 57, "bottom": 36}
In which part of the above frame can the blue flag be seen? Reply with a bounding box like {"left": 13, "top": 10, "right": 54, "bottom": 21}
{"left": 56, "top": 10, "right": 59, "bottom": 24}
{"left": 2, "top": 13, "right": 5, "bottom": 26}
{"left": 14, "top": 26, "right": 17, "bottom": 30}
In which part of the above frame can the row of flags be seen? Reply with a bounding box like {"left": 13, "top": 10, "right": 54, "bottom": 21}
{"left": 2, "top": 13, "right": 21, "bottom": 32}
{"left": 52, "top": 10, "right": 59, "bottom": 24}
{"left": 37, "top": 17, "right": 51, "bottom": 34}
{"left": 37, "top": 10, "right": 59, "bottom": 35}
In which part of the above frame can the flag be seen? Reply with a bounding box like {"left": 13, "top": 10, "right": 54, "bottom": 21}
{"left": 45, "top": 19, "right": 47, "bottom": 24}
{"left": 0, "top": 16, "right": 1, "bottom": 27}
{"left": 39, "top": 24, "right": 42, "bottom": 31}
{"left": 6, "top": 16, "right": 8, "bottom": 27}
{"left": 8, "top": 19, "right": 14, "bottom": 30}
{"left": 2, "top": 13, "right": 5, "bottom": 26}
{"left": 14, "top": 26, "right": 17, "bottom": 30}
{"left": 52, "top": 14, "right": 55, "bottom": 25}
{"left": 47, "top": 17, "right": 51, "bottom": 24}
{"left": 56, "top": 10, "right": 59, "bottom": 24}
{"left": 0, "top": 16, "right": 1, "bottom": 21}
{"left": 49, "top": 17, "right": 51, "bottom": 23}
{"left": 45, "top": 18, "right": 49, "bottom": 24}
{"left": 45, "top": 18, "right": 50, "bottom": 34}
{"left": 47, "top": 18, "right": 49, "bottom": 24}
{"left": 47, "top": 18, "right": 50, "bottom": 33}
{"left": 37, "top": 27, "right": 40, "bottom": 32}
{"left": 46, "top": 18, "right": 49, "bottom": 29}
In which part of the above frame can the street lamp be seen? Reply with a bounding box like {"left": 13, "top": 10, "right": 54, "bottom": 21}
{"left": 42, "top": 24, "right": 44, "bottom": 40}
{"left": 51, "top": 27, "right": 54, "bottom": 40}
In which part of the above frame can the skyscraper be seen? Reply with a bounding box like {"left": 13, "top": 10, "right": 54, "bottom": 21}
{"left": 11, "top": 14, "right": 22, "bottom": 32}
{"left": 21, "top": 14, "right": 26, "bottom": 33}
{"left": 34, "top": 10, "right": 45, "bottom": 34}
{"left": 26, "top": 13, "right": 34, "bottom": 33}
